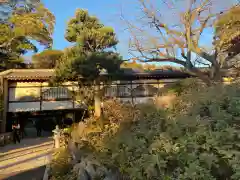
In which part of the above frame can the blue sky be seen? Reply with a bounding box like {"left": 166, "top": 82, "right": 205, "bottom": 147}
{"left": 25, "top": 0, "right": 238, "bottom": 63}
{"left": 36, "top": 0, "right": 131, "bottom": 58}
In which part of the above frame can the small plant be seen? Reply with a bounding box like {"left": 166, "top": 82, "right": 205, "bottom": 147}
{"left": 49, "top": 149, "right": 74, "bottom": 180}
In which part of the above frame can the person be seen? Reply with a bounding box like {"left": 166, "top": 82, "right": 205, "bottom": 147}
{"left": 35, "top": 119, "right": 42, "bottom": 137}
{"left": 19, "top": 118, "right": 27, "bottom": 138}
{"left": 12, "top": 120, "right": 21, "bottom": 144}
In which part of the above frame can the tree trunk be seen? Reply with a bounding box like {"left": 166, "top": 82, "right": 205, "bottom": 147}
{"left": 94, "top": 80, "right": 101, "bottom": 117}
{"left": 188, "top": 68, "right": 212, "bottom": 86}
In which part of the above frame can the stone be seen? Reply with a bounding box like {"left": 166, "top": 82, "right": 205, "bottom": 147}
{"left": 103, "top": 169, "right": 129, "bottom": 180}
{"left": 73, "top": 162, "right": 85, "bottom": 173}
{"left": 95, "top": 165, "right": 108, "bottom": 178}
{"left": 85, "top": 162, "right": 96, "bottom": 178}
{"left": 103, "top": 172, "right": 118, "bottom": 180}
{"left": 74, "top": 157, "right": 110, "bottom": 179}
{"left": 77, "top": 167, "right": 92, "bottom": 180}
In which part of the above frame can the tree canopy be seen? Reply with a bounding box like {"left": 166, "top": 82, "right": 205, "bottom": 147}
{"left": 53, "top": 9, "right": 122, "bottom": 84}
{"left": 0, "top": 1, "right": 55, "bottom": 70}
{"left": 51, "top": 9, "right": 123, "bottom": 116}
{"left": 214, "top": 4, "right": 240, "bottom": 57}
{"left": 0, "top": 0, "right": 41, "bottom": 22}
{"left": 32, "top": 49, "right": 63, "bottom": 69}
{"left": 53, "top": 51, "right": 123, "bottom": 83}
{"left": 65, "top": 9, "right": 118, "bottom": 53}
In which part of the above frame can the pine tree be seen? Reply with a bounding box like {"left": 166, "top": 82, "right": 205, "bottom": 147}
{"left": 52, "top": 9, "right": 122, "bottom": 117}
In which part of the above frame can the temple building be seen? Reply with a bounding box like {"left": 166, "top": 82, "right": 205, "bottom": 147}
{"left": 0, "top": 69, "right": 192, "bottom": 133}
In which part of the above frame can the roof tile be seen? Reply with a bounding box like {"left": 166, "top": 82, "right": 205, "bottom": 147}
{"left": 0, "top": 69, "right": 54, "bottom": 80}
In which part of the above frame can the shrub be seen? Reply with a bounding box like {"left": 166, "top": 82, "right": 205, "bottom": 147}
{"left": 71, "top": 99, "right": 140, "bottom": 152}
{"left": 70, "top": 81, "right": 240, "bottom": 180}
{"left": 171, "top": 80, "right": 240, "bottom": 122}
{"left": 49, "top": 149, "right": 76, "bottom": 180}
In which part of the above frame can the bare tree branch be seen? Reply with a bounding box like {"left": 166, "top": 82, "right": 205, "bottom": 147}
{"left": 139, "top": 57, "right": 186, "bottom": 66}
{"left": 121, "top": 0, "right": 228, "bottom": 84}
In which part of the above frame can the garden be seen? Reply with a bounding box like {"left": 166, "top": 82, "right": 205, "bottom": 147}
{"left": 49, "top": 78, "right": 240, "bottom": 180}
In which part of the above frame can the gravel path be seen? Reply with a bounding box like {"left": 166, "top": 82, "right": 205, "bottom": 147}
{"left": 0, "top": 137, "right": 54, "bottom": 180}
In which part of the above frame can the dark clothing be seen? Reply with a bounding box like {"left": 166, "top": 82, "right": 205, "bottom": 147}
{"left": 12, "top": 123, "right": 21, "bottom": 144}
{"left": 34, "top": 119, "right": 42, "bottom": 137}
{"left": 20, "top": 119, "right": 27, "bottom": 138}
{"left": 13, "top": 129, "right": 21, "bottom": 143}
{"left": 36, "top": 128, "right": 42, "bottom": 137}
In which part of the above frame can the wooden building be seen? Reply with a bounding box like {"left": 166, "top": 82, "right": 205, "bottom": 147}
{"left": 0, "top": 69, "right": 192, "bottom": 133}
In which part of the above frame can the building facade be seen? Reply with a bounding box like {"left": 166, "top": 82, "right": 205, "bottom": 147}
{"left": 0, "top": 69, "right": 192, "bottom": 133}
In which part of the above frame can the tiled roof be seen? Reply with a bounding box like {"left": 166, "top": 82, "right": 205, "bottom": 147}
{"left": 0, "top": 68, "right": 193, "bottom": 81}
{"left": 0, "top": 69, "right": 54, "bottom": 80}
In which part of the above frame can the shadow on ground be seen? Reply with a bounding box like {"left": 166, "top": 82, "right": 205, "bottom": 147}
{"left": 0, "top": 150, "right": 52, "bottom": 170}
{"left": 0, "top": 137, "right": 53, "bottom": 180}
{"left": 0, "top": 165, "right": 46, "bottom": 180}
{"left": 0, "top": 136, "right": 53, "bottom": 154}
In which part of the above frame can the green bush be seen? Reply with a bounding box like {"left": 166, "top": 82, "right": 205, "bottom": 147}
{"left": 171, "top": 80, "right": 240, "bottom": 121}
{"left": 70, "top": 81, "right": 240, "bottom": 180}
{"left": 72, "top": 99, "right": 140, "bottom": 152}
{"left": 49, "top": 149, "right": 76, "bottom": 180}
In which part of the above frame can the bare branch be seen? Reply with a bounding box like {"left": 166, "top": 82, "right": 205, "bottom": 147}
{"left": 194, "top": 56, "right": 211, "bottom": 67}
{"left": 121, "top": 0, "right": 227, "bottom": 83}
{"left": 141, "top": 57, "right": 186, "bottom": 66}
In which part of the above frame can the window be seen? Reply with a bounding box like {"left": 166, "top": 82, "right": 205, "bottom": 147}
{"left": 104, "top": 85, "right": 117, "bottom": 97}
{"left": 9, "top": 87, "right": 40, "bottom": 102}
{"left": 117, "top": 85, "right": 131, "bottom": 97}
{"left": 42, "top": 87, "right": 72, "bottom": 101}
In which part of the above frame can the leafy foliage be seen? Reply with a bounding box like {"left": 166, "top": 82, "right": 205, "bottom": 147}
{"left": 71, "top": 99, "right": 140, "bottom": 153}
{"left": 52, "top": 9, "right": 123, "bottom": 112}
{"left": 65, "top": 9, "right": 118, "bottom": 52}
{"left": 214, "top": 5, "right": 240, "bottom": 56}
{"left": 0, "top": 1, "right": 55, "bottom": 70}
{"left": 0, "top": 0, "right": 41, "bottom": 22}
{"left": 121, "top": 61, "right": 184, "bottom": 72}
{"left": 53, "top": 52, "right": 123, "bottom": 83}
{"left": 69, "top": 79, "right": 240, "bottom": 180}
{"left": 53, "top": 8, "right": 122, "bottom": 83}
{"left": 49, "top": 149, "right": 76, "bottom": 180}
{"left": 32, "top": 49, "right": 63, "bottom": 68}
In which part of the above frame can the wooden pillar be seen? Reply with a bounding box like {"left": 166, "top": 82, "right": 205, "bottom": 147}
{"left": 1, "top": 79, "right": 8, "bottom": 133}
{"left": 130, "top": 80, "right": 134, "bottom": 105}
{"left": 40, "top": 82, "right": 42, "bottom": 111}
{"left": 0, "top": 76, "right": 3, "bottom": 133}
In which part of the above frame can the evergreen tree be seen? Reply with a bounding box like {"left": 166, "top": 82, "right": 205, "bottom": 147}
{"left": 65, "top": 9, "right": 118, "bottom": 53}
{"left": 32, "top": 49, "right": 63, "bottom": 69}
{"left": 52, "top": 9, "right": 122, "bottom": 117}
{"left": 0, "top": 1, "right": 55, "bottom": 70}
{"left": 53, "top": 9, "right": 122, "bottom": 82}
{"left": 0, "top": 0, "right": 41, "bottom": 22}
